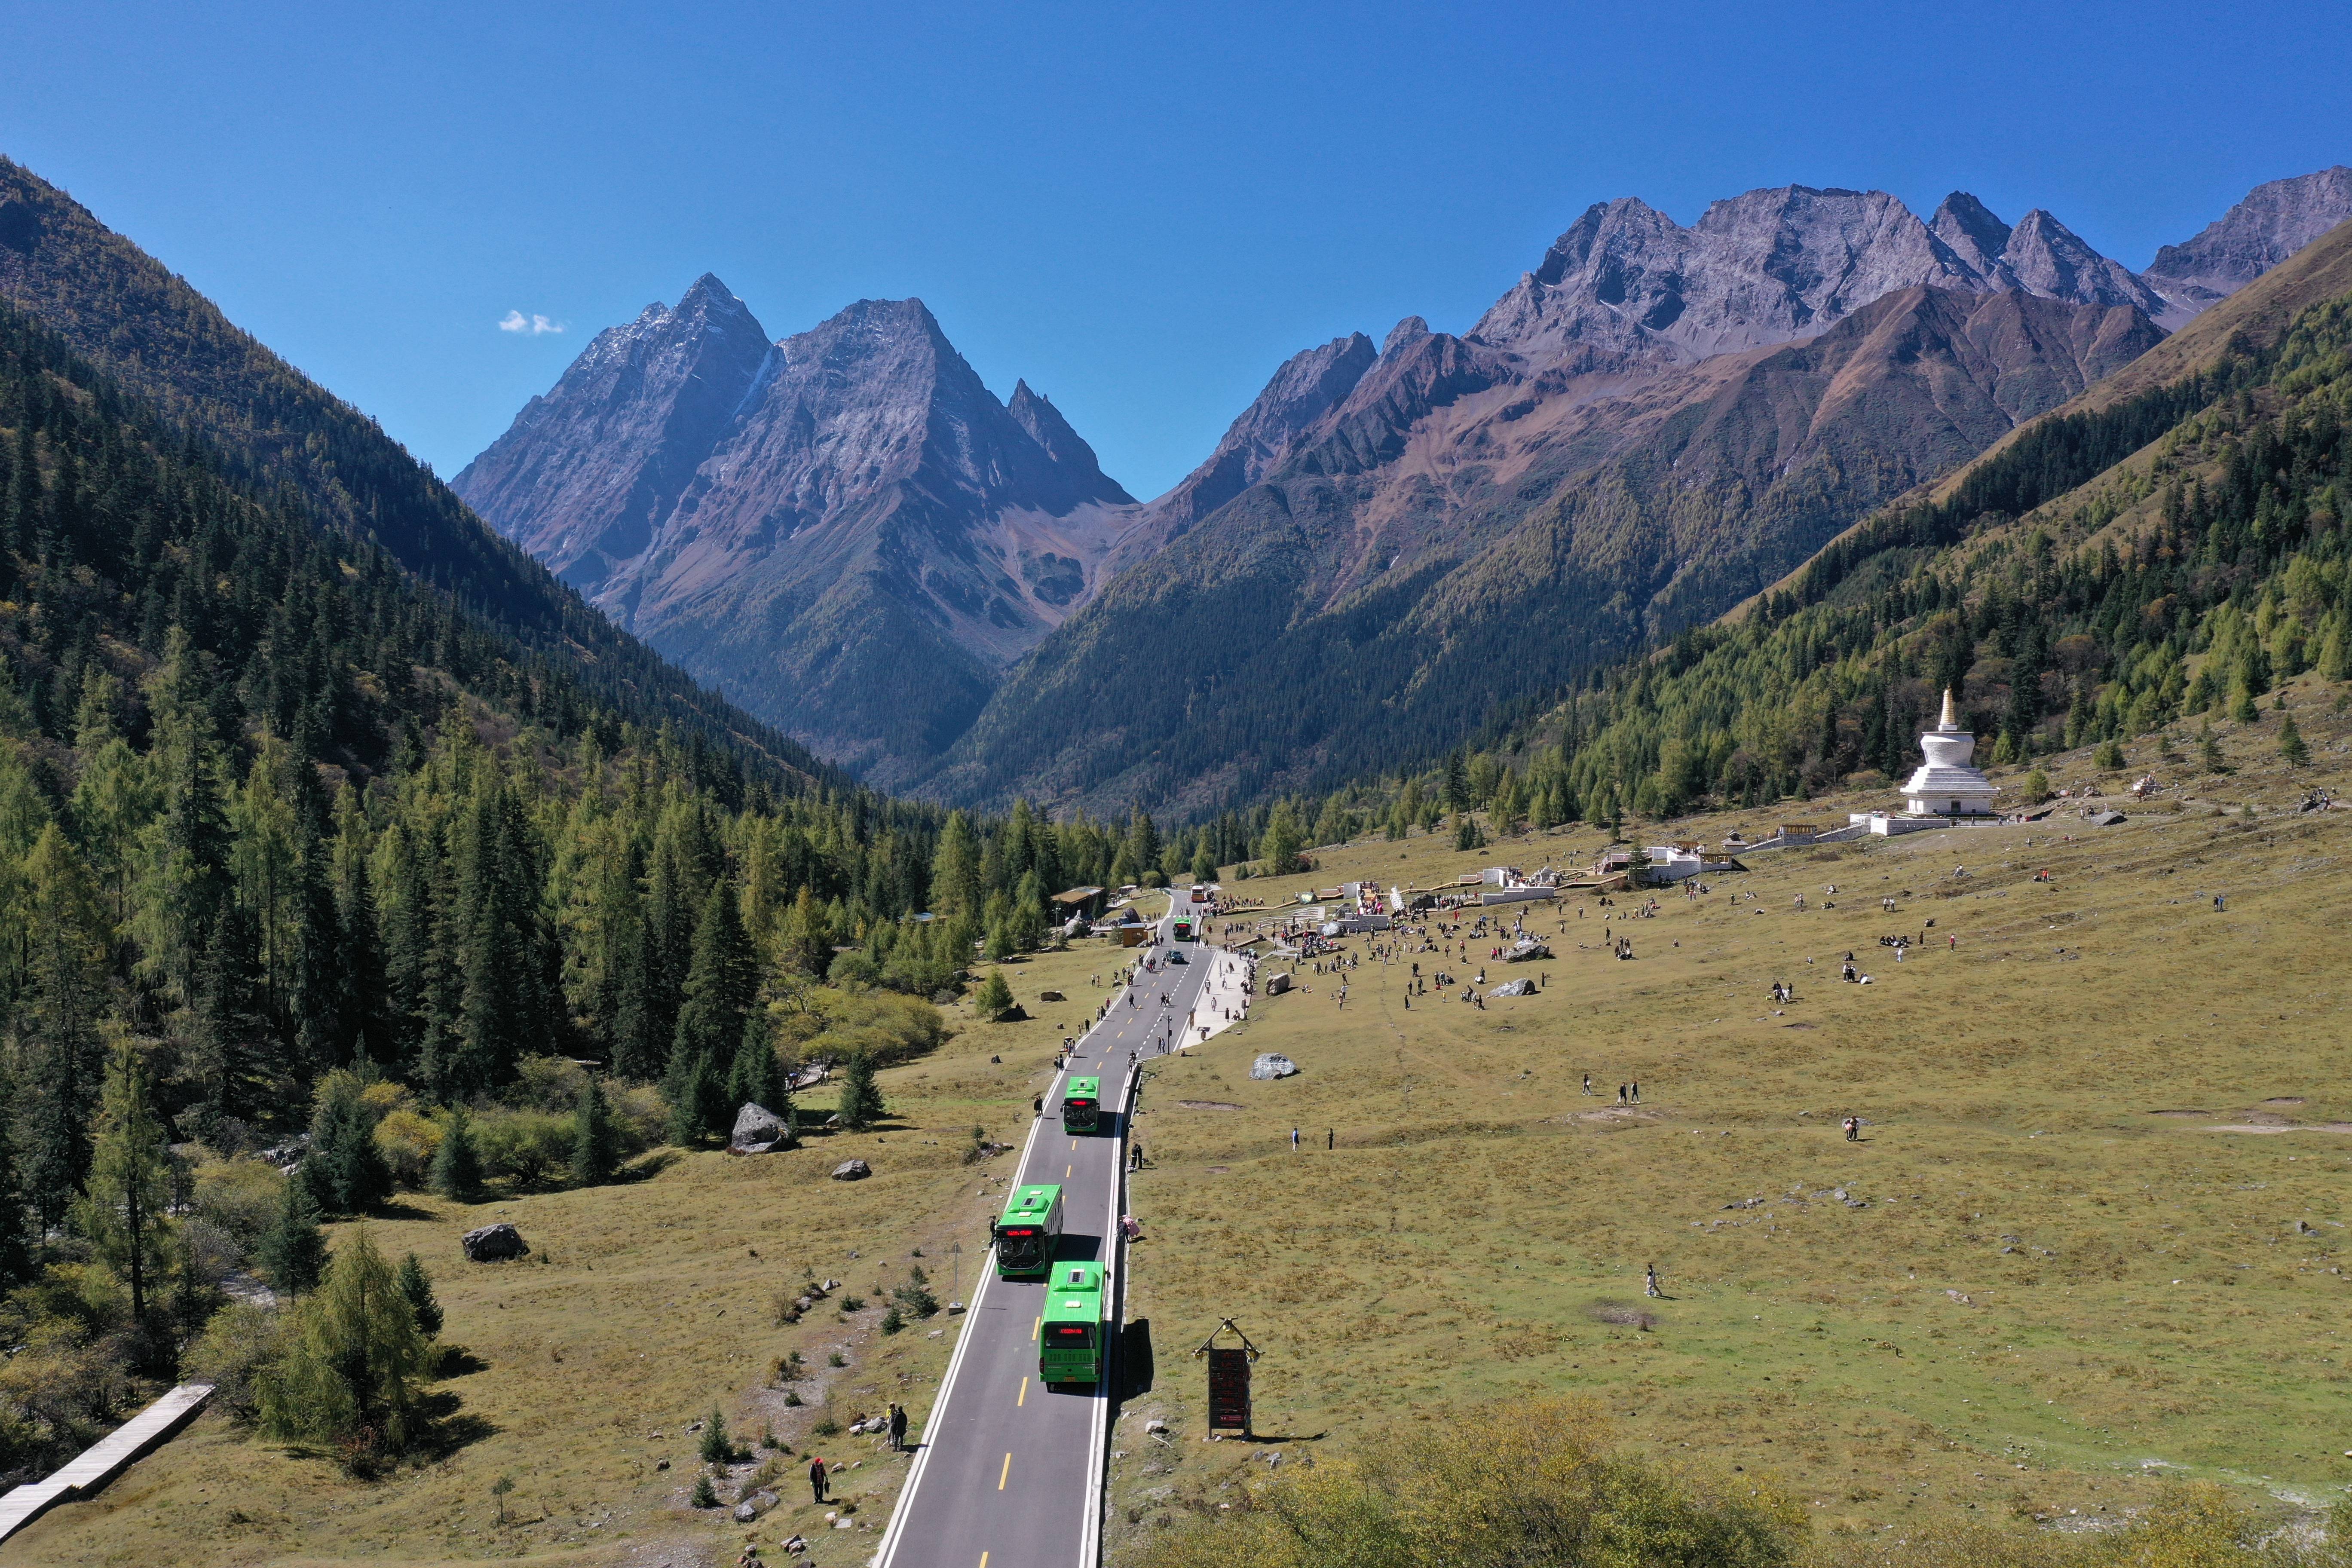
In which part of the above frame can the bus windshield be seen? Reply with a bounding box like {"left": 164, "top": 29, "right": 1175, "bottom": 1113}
{"left": 997, "top": 1226, "right": 1045, "bottom": 1269}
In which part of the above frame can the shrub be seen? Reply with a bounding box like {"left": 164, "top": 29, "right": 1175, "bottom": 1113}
{"left": 396, "top": 1252, "right": 443, "bottom": 1337}
{"left": 191, "top": 1153, "right": 288, "bottom": 1246}
{"left": 471, "top": 1110, "right": 574, "bottom": 1188}
{"left": 2094, "top": 738, "right": 2127, "bottom": 770}
{"left": 689, "top": 1474, "right": 718, "bottom": 1508}
{"left": 893, "top": 1278, "right": 940, "bottom": 1319}
{"left": 811, "top": 1417, "right": 840, "bottom": 1436}
{"left": 2020, "top": 769, "right": 2051, "bottom": 805}
{"left": 1132, "top": 1399, "right": 1798, "bottom": 1568}
{"left": 371, "top": 1108, "right": 442, "bottom": 1190}
{"left": 879, "top": 1305, "right": 904, "bottom": 1335}
{"left": 184, "top": 1302, "right": 285, "bottom": 1422}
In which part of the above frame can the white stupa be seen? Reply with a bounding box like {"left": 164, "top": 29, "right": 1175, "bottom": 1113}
{"left": 1900, "top": 689, "right": 1998, "bottom": 817}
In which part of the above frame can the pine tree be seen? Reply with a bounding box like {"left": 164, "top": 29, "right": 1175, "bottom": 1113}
{"left": 2279, "top": 711, "right": 2309, "bottom": 767}
{"left": 662, "top": 1046, "right": 726, "bottom": 1146}
{"left": 303, "top": 1074, "right": 392, "bottom": 1216}
{"left": 2199, "top": 720, "right": 2226, "bottom": 774}
{"left": 396, "top": 1251, "right": 443, "bottom": 1337}
{"left": 675, "top": 881, "right": 756, "bottom": 1057}
{"left": 726, "top": 1015, "right": 784, "bottom": 1118}
{"left": 18, "top": 823, "right": 108, "bottom": 1222}
{"left": 259, "top": 1177, "right": 328, "bottom": 1298}
{"left": 1443, "top": 750, "right": 1470, "bottom": 815}
{"left": 974, "top": 969, "right": 1014, "bottom": 1018}
{"left": 259, "top": 1227, "right": 433, "bottom": 1461}
{"left": 837, "top": 1053, "right": 885, "bottom": 1131}
{"left": 429, "top": 1105, "right": 485, "bottom": 1202}
{"left": 571, "top": 1075, "right": 620, "bottom": 1186}
{"left": 76, "top": 1030, "right": 175, "bottom": 1332}
{"left": 0, "top": 1060, "right": 35, "bottom": 1289}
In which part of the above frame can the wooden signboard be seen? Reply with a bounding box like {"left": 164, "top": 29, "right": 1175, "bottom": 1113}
{"left": 1206, "top": 1348, "right": 1251, "bottom": 1433}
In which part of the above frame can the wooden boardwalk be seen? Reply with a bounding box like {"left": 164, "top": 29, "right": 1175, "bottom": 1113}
{"left": 0, "top": 1382, "right": 213, "bottom": 1545}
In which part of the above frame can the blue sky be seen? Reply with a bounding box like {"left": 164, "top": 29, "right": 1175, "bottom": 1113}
{"left": 4, "top": 2, "right": 2349, "bottom": 499}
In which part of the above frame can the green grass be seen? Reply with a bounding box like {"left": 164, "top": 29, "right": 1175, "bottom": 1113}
{"left": 20, "top": 941, "right": 1121, "bottom": 1565}
{"left": 1109, "top": 685, "right": 2352, "bottom": 1553}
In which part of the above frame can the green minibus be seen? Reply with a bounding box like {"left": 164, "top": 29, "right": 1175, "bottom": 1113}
{"left": 1038, "top": 1261, "right": 1109, "bottom": 1385}
{"left": 1060, "top": 1076, "right": 1101, "bottom": 1133}
{"left": 992, "top": 1183, "right": 1064, "bottom": 1279}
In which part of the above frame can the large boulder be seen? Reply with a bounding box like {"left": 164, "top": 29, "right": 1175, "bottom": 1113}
{"left": 831, "top": 1159, "right": 873, "bottom": 1181}
{"left": 994, "top": 1003, "right": 1030, "bottom": 1023}
{"left": 1249, "top": 1054, "right": 1299, "bottom": 1081}
{"left": 1505, "top": 939, "right": 1552, "bottom": 962}
{"left": 462, "top": 1222, "right": 530, "bottom": 1263}
{"left": 1038, "top": 989, "right": 1066, "bottom": 1002}
{"left": 729, "top": 1102, "right": 792, "bottom": 1155}
{"left": 1488, "top": 978, "right": 1537, "bottom": 998}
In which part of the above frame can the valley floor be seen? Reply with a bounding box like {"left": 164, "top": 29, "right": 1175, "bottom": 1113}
{"left": 1107, "top": 686, "right": 2352, "bottom": 1556}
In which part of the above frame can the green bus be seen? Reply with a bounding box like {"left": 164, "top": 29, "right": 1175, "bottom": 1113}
{"left": 1171, "top": 918, "right": 1193, "bottom": 940}
{"left": 1060, "top": 1076, "right": 1101, "bottom": 1133}
{"left": 993, "top": 1183, "right": 1064, "bottom": 1279}
{"left": 1038, "top": 1261, "right": 1109, "bottom": 1386}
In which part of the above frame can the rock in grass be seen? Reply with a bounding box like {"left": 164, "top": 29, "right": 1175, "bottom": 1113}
{"left": 832, "top": 1159, "right": 873, "bottom": 1181}
{"left": 729, "top": 1101, "right": 792, "bottom": 1154}
{"left": 462, "top": 1222, "right": 529, "bottom": 1262}
{"left": 1487, "top": 978, "right": 1537, "bottom": 997}
{"left": 1250, "top": 1054, "right": 1298, "bottom": 1080}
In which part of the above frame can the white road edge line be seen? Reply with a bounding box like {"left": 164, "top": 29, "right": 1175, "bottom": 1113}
{"left": 874, "top": 1042, "right": 1066, "bottom": 1568}
{"left": 877, "top": 913, "right": 1164, "bottom": 1568}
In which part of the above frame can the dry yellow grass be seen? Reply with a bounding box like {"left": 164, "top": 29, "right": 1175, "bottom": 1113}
{"left": 1108, "top": 685, "right": 2352, "bottom": 1556}
{"left": 21, "top": 942, "right": 1124, "bottom": 1565}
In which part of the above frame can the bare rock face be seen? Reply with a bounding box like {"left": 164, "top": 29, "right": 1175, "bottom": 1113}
{"left": 2144, "top": 166, "right": 2352, "bottom": 323}
{"left": 455, "top": 275, "right": 772, "bottom": 592}
{"left": 459, "top": 288, "right": 1139, "bottom": 781}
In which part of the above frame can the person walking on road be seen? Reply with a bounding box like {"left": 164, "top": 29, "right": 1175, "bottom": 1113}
{"left": 808, "top": 1455, "right": 829, "bottom": 1503}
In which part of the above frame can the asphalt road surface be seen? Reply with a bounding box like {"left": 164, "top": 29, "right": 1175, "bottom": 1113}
{"left": 876, "top": 902, "right": 1216, "bottom": 1568}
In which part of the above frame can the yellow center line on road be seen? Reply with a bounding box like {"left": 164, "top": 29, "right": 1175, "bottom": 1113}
{"left": 1017, "top": 1376, "right": 1027, "bottom": 1406}
{"left": 1066, "top": 1164, "right": 1072, "bottom": 1178}
{"left": 999, "top": 1452, "right": 1012, "bottom": 1491}
{"left": 1032, "top": 1315, "right": 1040, "bottom": 1340}
{"left": 979, "top": 1556, "right": 989, "bottom": 1568}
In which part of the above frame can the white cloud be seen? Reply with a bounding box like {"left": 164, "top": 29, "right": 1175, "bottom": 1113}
{"left": 499, "top": 309, "right": 564, "bottom": 336}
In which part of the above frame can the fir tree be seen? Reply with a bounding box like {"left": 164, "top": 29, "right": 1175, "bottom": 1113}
{"left": 18, "top": 823, "right": 108, "bottom": 1222}
{"left": 260, "top": 1177, "right": 328, "bottom": 1298}
{"left": 571, "top": 1074, "right": 620, "bottom": 1186}
{"left": 837, "top": 1053, "right": 885, "bottom": 1131}
{"left": 429, "top": 1105, "right": 485, "bottom": 1202}
{"left": 303, "top": 1073, "right": 392, "bottom": 1215}
{"left": 2279, "top": 711, "right": 2309, "bottom": 767}
{"left": 396, "top": 1251, "right": 443, "bottom": 1337}
{"left": 76, "top": 1030, "right": 175, "bottom": 1331}
{"left": 974, "top": 969, "right": 1014, "bottom": 1019}
{"left": 259, "top": 1227, "right": 432, "bottom": 1461}
{"left": 726, "top": 1015, "right": 784, "bottom": 1117}
{"left": 671, "top": 879, "right": 756, "bottom": 1126}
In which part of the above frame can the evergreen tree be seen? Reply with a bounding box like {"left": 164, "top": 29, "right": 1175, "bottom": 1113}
{"left": 1258, "top": 803, "right": 1304, "bottom": 877}
{"left": 76, "top": 1030, "right": 175, "bottom": 1332}
{"left": 429, "top": 1105, "right": 485, "bottom": 1202}
{"left": 571, "top": 1074, "right": 620, "bottom": 1185}
{"left": 775, "top": 885, "right": 833, "bottom": 977}
{"left": 259, "top": 1177, "right": 328, "bottom": 1298}
{"left": 0, "top": 1061, "right": 35, "bottom": 1289}
{"left": 974, "top": 968, "right": 1015, "bottom": 1018}
{"left": 2279, "top": 711, "right": 2310, "bottom": 767}
{"left": 837, "top": 1053, "right": 885, "bottom": 1132}
{"left": 396, "top": 1251, "right": 443, "bottom": 1337}
{"left": 1190, "top": 843, "right": 1218, "bottom": 884}
{"left": 662, "top": 1046, "right": 726, "bottom": 1146}
{"left": 1443, "top": 750, "right": 1470, "bottom": 815}
{"left": 259, "top": 1227, "right": 433, "bottom": 1461}
{"left": 674, "top": 880, "right": 757, "bottom": 1067}
{"left": 726, "top": 1015, "right": 784, "bottom": 1117}
{"left": 302, "top": 1074, "right": 392, "bottom": 1216}
{"left": 18, "top": 823, "right": 108, "bottom": 1222}
{"left": 2199, "top": 719, "right": 2225, "bottom": 774}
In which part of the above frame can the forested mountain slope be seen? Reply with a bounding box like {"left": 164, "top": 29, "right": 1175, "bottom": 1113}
{"left": 0, "top": 158, "right": 815, "bottom": 786}
{"left": 1397, "top": 217, "right": 2352, "bottom": 835}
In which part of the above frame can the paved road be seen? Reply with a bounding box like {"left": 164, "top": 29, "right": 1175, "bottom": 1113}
{"left": 876, "top": 902, "right": 1216, "bottom": 1568}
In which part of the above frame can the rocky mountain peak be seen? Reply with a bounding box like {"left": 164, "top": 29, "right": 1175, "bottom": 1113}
{"left": 1999, "top": 209, "right": 2170, "bottom": 315}
{"left": 1929, "top": 193, "right": 2014, "bottom": 277}
{"left": 1007, "top": 379, "right": 1124, "bottom": 495}
{"left": 2145, "top": 166, "right": 2352, "bottom": 319}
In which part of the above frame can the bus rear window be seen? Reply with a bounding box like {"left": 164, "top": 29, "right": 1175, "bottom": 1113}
{"left": 1045, "top": 1324, "right": 1094, "bottom": 1346}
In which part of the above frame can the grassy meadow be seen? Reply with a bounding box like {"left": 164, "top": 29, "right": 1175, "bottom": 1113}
{"left": 19, "top": 940, "right": 1130, "bottom": 1566}
{"left": 1108, "top": 682, "right": 2352, "bottom": 1558}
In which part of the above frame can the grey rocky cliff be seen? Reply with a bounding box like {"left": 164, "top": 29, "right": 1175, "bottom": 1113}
{"left": 453, "top": 274, "right": 772, "bottom": 591}
{"left": 459, "top": 287, "right": 1139, "bottom": 780}
{"left": 2144, "top": 166, "right": 2352, "bottom": 323}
